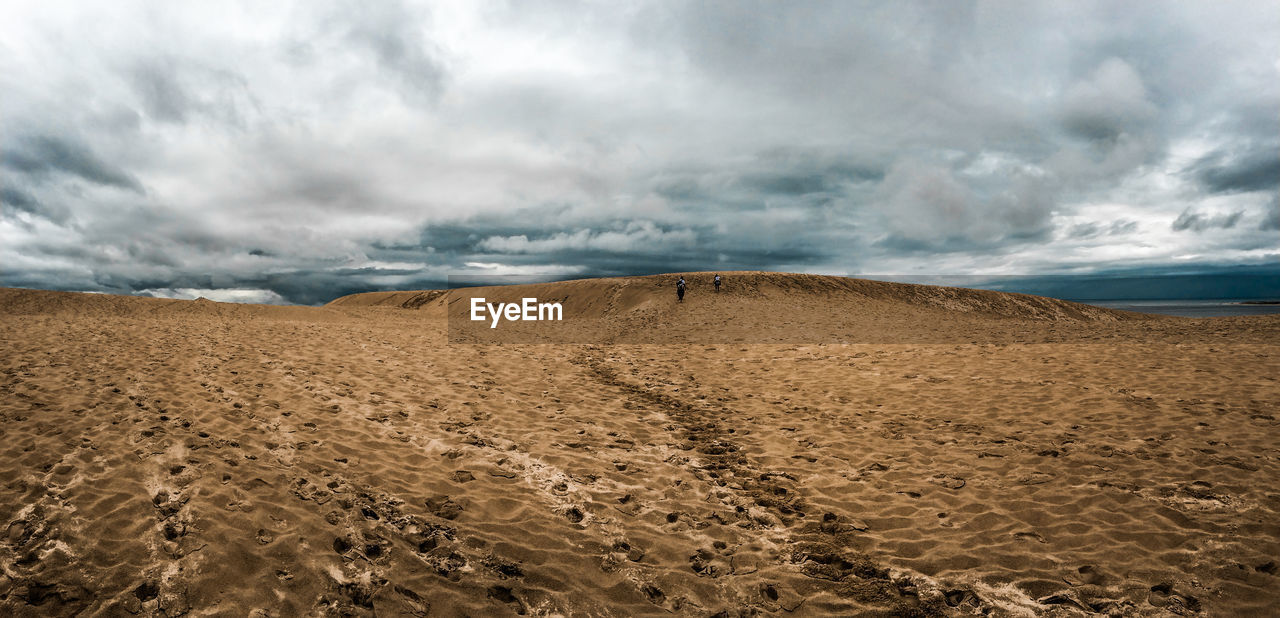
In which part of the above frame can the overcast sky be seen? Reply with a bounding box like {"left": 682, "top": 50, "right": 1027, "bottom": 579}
{"left": 2, "top": 1, "right": 1278, "bottom": 304}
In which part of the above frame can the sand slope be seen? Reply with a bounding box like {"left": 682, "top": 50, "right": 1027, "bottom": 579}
{"left": 327, "top": 273, "right": 1133, "bottom": 321}
{"left": 332, "top": 273, "right": 1156, "bottom": 345}
{"left": 2, "top": 278, "right": 1278, "bottom": 616}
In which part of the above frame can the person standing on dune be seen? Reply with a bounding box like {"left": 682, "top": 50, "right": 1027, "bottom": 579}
{"left": 677, "top": 276, "right": 686, "bottom": 303}
{"left": 714, "top": 274, "right": 722, "bottom": 293}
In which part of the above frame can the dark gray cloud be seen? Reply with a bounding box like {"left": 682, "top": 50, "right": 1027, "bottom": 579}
{"left": 1172, "top": 208, "right": 1243, "bottom": 232}
{"left": 1068, "top": 219, "right": 1138, "bottom": 239}
{"left": 1264, "top": 196, "right": 1280, "bottom": 231}
{"left": 1, "top": 187, "right": 41, "bottom": 215}
{"left": 2, "top": 134, "right": 143, "bottom": 192}
{"left": 1, "top": 1, "right": 1277, "bottom": 304}
{"left": 1188, "top": 145, "right": 1280, "bottom": 195}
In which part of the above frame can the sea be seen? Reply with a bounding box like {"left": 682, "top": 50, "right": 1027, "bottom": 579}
{"left": 1074, "top": 299, "right": 1280, "bottom": 318}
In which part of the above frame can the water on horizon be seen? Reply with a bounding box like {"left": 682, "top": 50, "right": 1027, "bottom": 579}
{"left": 1075, "top": 299, "right": 1280, "bottom": 318}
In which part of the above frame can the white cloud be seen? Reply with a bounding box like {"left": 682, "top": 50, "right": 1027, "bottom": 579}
{"left": 477, "top": 221, "right": 696, "bottom": 254}
{"left": 137, "top": 288, "right": 290, "bottom": 305}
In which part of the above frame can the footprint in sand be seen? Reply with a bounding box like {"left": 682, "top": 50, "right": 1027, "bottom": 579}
{"left": 1013, "top": 531, "right": 1047, "bottom": 543}
{"left": 944, "top": 588, "right": 981, "bottom": 608}
{"left": 1017, "top": 472, "right": 1055, "bottom": 485}
{"left": 641, "top": 583, "right": 665, "bottom": 606}
{"left": 1063, "top": 564, "right": 1108, "bottom": 586}
{"left": 930, "top": 474, "right": 966, "bottom": 489}
{"left": 487, "top": 585, "right": 524, "bottom": 613}
{"left": 562, "top": 506, "right": 586, "bottom": 523}
{"left": 1148, "top": 582, "right": 1201, "bottom": 614}
{"left": 610, "top": 540, "right": 646, "bottom": 563}
{"left": 424, "top": 495, "right": 464, "bottom": 520}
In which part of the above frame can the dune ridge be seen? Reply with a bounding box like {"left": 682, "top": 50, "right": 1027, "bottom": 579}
{"left": 327, "top": 272, "right": 1141, "bottom": 323}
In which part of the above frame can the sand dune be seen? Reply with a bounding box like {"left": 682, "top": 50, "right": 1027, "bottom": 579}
{"left": 330, "top": 271, "right": 1139, "bottom": 322}
{"left": 332, "top": 273, "right": 1156, "bottom": 345}
{"left": 2, "top": 276, "right": 1278, "bottom": 615}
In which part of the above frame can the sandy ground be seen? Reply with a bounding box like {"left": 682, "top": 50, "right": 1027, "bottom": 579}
{"left": 2, "top": 274, "right": 1278, "bottom": 616}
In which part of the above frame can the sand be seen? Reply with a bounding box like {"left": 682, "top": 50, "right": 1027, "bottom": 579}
{"left": 2, "top": 273, "right": 1278, "bottom": 616}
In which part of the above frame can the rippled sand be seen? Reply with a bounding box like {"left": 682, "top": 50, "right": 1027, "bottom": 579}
{"left": 2, "top": 276, "right": 1278, "bottom": 616}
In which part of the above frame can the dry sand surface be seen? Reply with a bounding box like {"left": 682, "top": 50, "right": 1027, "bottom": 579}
{"left": 2, "top": 273, "right": 1278, "bottom": 616}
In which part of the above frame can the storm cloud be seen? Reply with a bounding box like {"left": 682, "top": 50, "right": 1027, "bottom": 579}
{"left": 3, "top": 134, "right": 143, "bottom": 192}
{"left": 1188, "top": 145, "right": 1280, "bottom": 195}
{"left": 2, "top": 0, "right": 1278, "bottom": 304}
{"left": 1172, "top": 208, "right": 1244, "bottom": 232}
{"left": 1263, "top": 196, "right": 1280, "bottom": 232}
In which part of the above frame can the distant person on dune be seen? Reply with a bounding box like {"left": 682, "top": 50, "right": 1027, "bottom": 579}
{"left": 714, "top": 274, "right": 721, "bottom": 293}
{"left": 677, "top": 276, "right": 686, "bottom": 303}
